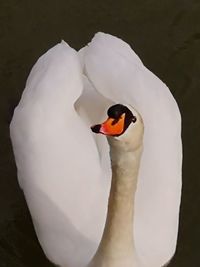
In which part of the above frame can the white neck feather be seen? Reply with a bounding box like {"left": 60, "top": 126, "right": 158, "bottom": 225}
{"left": 88, "top": 107, "right": 144, "bottom": 267}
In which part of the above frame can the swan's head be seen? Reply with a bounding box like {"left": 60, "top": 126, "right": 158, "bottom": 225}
{"left": 91, "top": 104, "right": 137, "bottom": 136}
{"left": 91, "top": 104, "right": 144, "bottom": 149}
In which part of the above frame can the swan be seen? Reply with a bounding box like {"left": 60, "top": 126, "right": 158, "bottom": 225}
{"left": 10, "top": 32, "right": 182, "bottom": 267}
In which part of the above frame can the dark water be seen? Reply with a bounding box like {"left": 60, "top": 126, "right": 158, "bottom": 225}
{"left": 0, "top": 0, "right": 200, "bottom": 266}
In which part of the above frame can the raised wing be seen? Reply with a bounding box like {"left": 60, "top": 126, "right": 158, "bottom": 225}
{"left": 10, "top": 41, "right": 110, "bottom": 267}
{"left": 84, "top": 32, "right": 182, "bottom": 267}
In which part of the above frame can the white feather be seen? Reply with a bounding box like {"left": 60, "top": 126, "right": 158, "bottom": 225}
{"left": 84, "top": 32, "right": 182, "bottom": 267}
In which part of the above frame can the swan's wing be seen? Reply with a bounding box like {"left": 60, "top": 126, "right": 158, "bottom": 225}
{"left": 84, "top": 32, "right": 182, "bottom": 267}
{"left": 10, "top": 42, "right": 110, "bottom": 267}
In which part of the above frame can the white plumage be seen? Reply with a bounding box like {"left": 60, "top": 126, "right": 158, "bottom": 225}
{"left": 10, "top": 32, "right": 182, "bottom": 267}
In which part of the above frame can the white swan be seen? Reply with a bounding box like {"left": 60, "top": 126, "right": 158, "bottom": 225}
{"left": 10, "top": 33, "right": 182, "bottom": 267}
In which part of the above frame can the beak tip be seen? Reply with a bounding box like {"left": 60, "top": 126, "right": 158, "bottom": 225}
{"left": 91, "top": 124, "right": 101, "bottom": 133}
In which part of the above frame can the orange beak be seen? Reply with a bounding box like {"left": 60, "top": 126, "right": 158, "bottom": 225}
{"left": 91, "top": 113, "right": 126, "bottom": 136}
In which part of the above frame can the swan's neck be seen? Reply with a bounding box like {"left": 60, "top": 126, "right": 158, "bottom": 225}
{"left": 100, "top": 144, "right": 142, "bottom": 256}
{"left": 88, "top": 122, "right": 143, "bottom": 267}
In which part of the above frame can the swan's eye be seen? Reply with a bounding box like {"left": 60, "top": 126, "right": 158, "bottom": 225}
{"left": 132, "top": 116, "right": 137, "bottom": 123}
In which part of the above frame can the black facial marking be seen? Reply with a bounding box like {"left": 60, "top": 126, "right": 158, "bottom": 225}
{"left": 107, "top": 104, "right": 137, "bottom": 136}
{"left": 111, "top": 118, "right": 119, "bottom": 125}
{"left": 107, "top": 104, "right": 127, "bottom": 119}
